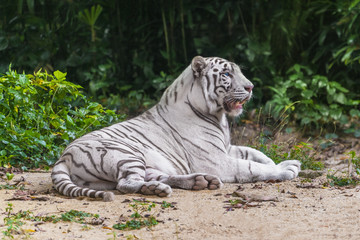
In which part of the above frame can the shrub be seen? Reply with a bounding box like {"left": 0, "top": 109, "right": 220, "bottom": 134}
{"left": 0, "top": 67, "right": 125, "bottom": 169}
{"left": 265, "top": 64, "right": 360, "bottom": 128}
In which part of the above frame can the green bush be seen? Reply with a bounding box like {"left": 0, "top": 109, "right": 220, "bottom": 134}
{"left": 265, "top": 64, "right": 360, "bottom": 128}
{"left": 0, "top": 67, "right": 125, "bottom": 169}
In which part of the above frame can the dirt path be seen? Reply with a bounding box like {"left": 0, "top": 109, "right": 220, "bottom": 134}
{"left": 0, "top": 171, "right": 360, "bottom": 240}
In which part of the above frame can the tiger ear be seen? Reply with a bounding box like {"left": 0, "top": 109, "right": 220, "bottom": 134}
{"left": 191, "top": 56, "right": 206, "bottom": 78}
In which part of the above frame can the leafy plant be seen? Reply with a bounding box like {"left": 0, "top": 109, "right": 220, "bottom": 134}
{"left": 0, "top": 67, "right": 124, "bottom": 169}
{"left": 2, "top": 203, "right": 100, "bottom": 239}
{"left": 349, "top": 150, "right": 360, "bottom": 176}
{"left": 326, "top": 151, "right": 360, "bottom": 187}
{"left": 1, "top": 0, "right": 359, "bottom": 127}
{"left": 250, "top": 138, "right": 323, "bottom": 170}
{"left": 2, "top": 203, "right": 23, "bottom": 239}
{"left": 326, "top": 174, "right": 360, "bottom": 187}
{"left": 113, "top": 199, "right": 159, "bottom": 231}
{"left": 286, "top": 142, "right": 324, "bottom": 170}
{"left": 266, "top": 64, "right": 360, "bottom": 128}
{"left": 78, "top": 5, "right": 103, "bottom": 42}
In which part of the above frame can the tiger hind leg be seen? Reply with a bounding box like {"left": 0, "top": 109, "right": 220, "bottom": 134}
{"left": 114, "top": 159, "right": 172, "bottom": 197}
{"left": 145, "top": 168, "right": 223, "bottom": 190}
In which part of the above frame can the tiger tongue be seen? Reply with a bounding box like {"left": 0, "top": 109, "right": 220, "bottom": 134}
{"left": 232, "top": 101, "right": 243, "bottom": 109}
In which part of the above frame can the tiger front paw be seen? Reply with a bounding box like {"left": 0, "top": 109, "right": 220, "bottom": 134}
{"left": 140, "top": 182, "right": 172, "bottom": 197}
{"left": 277, "top": 160, "right": 301, "bottom": 180}
{"left": 192, "top": 174, "right": 223, "bottom": 190}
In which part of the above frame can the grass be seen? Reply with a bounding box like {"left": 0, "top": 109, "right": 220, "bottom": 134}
{"left": 2, "top": 198, "right": 174, "bottom": 239}
{"left": 249, "top": 138, "right": 324, "bottom": 171}
{"left": 326, "top": 151, "right": 360, "bottom": 187}
{"left": 112, "top": 199, "right": 174, "bottom": 231}
{"left": 113, "top": 199, "right": 158, "bottom": 231}
{"left": 2, "top": 203, "right": 100, "bottom": 239}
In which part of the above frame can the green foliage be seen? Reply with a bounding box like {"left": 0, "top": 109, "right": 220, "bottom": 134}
{"left": 326, "top": 151, "right": 360, "bottom": 187}
{"left": 0, "top": 0, "right": 359, "bottom": 127}
{"left": 3, "top": 203, "right": 23, "bottom": 239}
{"left": 266, "top": 64, "right": 360, "bottom": 127}
{"left": 349, "top": 150, "right": 360, "bottom": 176}
{"left": 326, "top": 174, "right": 360, "bottom": 187}
{"left": 113, "top": 199, "right": 160, "bottom": 231}
{"left": 0, "top": 67, "right": 124, "bottom": 169}
{"left": 251, "top": 139, "right": 323, "bottom": 170}
{"left": 2, "top": 203, "right": 100, "bottom": 239}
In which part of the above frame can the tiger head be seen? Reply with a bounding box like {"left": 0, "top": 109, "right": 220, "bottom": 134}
{"left": 191, "top": 56, "right": 253, "bottom": 117}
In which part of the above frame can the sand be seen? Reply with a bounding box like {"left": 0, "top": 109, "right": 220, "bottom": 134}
{"left": 0, "top": 171, "right": 359, "bottom": 240}
{"left": 1, "top": 126, "right": 360, "bottom": 240}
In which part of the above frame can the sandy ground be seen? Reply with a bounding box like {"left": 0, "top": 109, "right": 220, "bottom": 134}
{"left": 1, "top": 126, "right": 360, "bottom": 240}
{"left": 0, "top": 171, "right": 360, "bottom": 240}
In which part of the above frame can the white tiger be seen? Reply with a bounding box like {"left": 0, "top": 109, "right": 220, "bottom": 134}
{"left": 52, "top": 56, "right": 301, "bottom": 201}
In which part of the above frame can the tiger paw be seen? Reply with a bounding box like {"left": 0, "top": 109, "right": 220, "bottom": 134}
{"left": 192, "top": 174, "right": 223, "bottom": 190}
{"left": 140, "top": 182, "right": 172, "bottom": 197}
{"left": 277, "top": 160, "right": 301, "bottom": 180}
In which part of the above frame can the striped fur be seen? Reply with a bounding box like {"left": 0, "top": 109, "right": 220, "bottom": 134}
{"left": 52, "top": 56, "right": 301, "bottom": 201}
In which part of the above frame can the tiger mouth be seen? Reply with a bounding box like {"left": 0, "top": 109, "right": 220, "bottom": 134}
{"left": 225, "top": 97, "right": 249, "bottom": 111}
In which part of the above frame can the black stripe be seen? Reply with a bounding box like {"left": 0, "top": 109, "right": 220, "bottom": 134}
{"left": 51, "top": 170, "right": 68, "bottom": 177}
{"left": 115, "top": 159, "right": 145, "bottom": 179}
{"left": 239, "top": 148, "right": 244, "bottom": 159}
{"left": 54, "top": 159, "right": 66, "bottom": 166}
{"left": 98, "top": 129, "right": 116, "bottom": 138}
{"left": 77, "top": 146, "right": 101, "bottom": 174}
{"left": 105, "top": 128, "right": 124, "bottom": 138}
{"left": 121, "top": 124, "right": 132, "bottom": 132}
{"left": 185, "top": 98, "right": 222, "bottom": 132}
{"left": 204, "top": 131, "right": 226, "bottom": 149}
{"left": 53, "top": 177, "right": 69, "bottom": 185}
{"left": 99, "top": 149, "right": 107, "bottom": 173}
{"left": 205, "top": 75, "right": 211, "bottom": 92}
{"left": 89, "top": 190, "right": 96, "bottom": 198}
{"left": 59, "top": 182, "right": 72, "bottom": 193}
{"left": 67, "top": 152, "right": 110, "bottom": 182}
{"left": 66, "top": 186, "right": 77, "bottom": 196}
{"left": 204, "top": 140, "right": 226, "bottom": 153}
{"left": 122, "top": 170, "right": 144, "bottom": 179}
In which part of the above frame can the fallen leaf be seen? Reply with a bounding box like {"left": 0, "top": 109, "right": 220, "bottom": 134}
{"left": 296, "top": 184, "right": 318, "bottom": 189}
{"left": 103, "top": 226, "right": 112, "bottom": 230}
{"left": 251, "top": 184, "right": 263, "bottom": 189}
{"left": 88, "top": 217, "right": 105, "bottom": 225}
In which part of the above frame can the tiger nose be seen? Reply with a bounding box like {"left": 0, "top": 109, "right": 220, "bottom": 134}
{"left": 244, "top": 85, "right": 254, "bottom": 93}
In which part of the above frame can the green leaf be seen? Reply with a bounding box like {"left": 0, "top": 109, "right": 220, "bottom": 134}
{"left": 333, "top": 93, "right": 347, "bottom": 104}
{"left": 294, "top": 80, "right": 307, "bottom": 89}
{"left": 6, "top": 172, "right": 14, "bottom": 181}
{"left": 301, "top": 90, "right": 314, "bottom": 99}
{"left": 36, "top": 139, "right": 47, "bottom": 147}
{"left": 329, "top": 82, "right": 349, "bottom": 93}
{"left": 53, "top": 70, "right": 67, "bottom": 80}
{"left": 350, "top": 109, "right": 360, "bottom": 117}
{"left": 326, "top": 86, "right": 336, "bottom": 95}
{"left": 0, "top": 36, "right": 9, "bottom": 51}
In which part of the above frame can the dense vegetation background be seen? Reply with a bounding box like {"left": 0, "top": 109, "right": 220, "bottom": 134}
{"left": 0, "top": 0, "right": 359, "bottom": 167}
